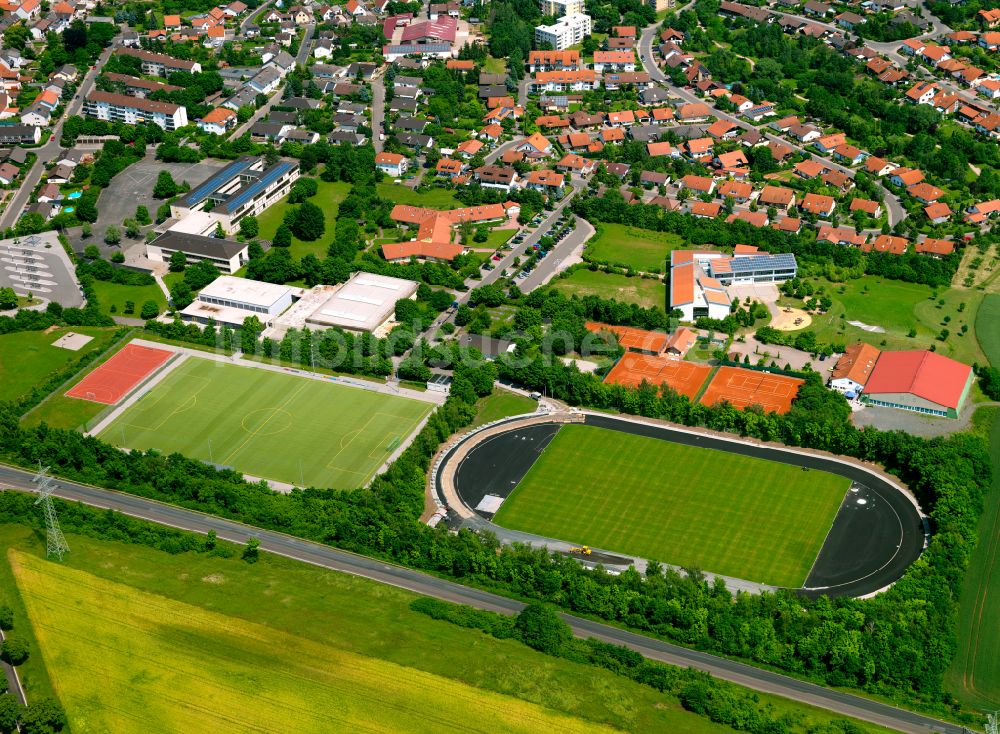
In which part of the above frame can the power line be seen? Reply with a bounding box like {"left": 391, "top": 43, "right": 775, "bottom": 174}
{"left": 32, "top": 464, "right": 70, "bottom": 561}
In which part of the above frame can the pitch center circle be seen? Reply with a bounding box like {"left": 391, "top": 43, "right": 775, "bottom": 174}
{"left": 241, "top": 407, "right": 294, "bottom": 436}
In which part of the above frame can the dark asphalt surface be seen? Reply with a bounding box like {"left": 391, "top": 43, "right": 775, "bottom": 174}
{"left": 0, "top": 462, "right": 969, "bottom": 734}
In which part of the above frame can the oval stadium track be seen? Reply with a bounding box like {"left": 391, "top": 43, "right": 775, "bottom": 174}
{"left": 445, "top": 412, "right": 925, "bottom": 599}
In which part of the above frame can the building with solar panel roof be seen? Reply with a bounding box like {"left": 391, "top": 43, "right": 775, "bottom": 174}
{"left": 170, "top": 155, "right": 300, "bottom": 235}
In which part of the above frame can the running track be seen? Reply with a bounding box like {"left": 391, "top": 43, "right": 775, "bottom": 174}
{"left": 0, "top": 463, "right": 970, "bottom": 734}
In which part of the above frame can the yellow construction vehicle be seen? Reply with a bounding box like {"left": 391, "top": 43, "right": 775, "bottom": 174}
{"left": 569, "top": 546, "right": 592, "bottom": 556}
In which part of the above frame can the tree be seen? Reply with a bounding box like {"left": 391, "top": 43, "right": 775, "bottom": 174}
{"left": 1, "top": 636, "right": 28, "bottom": 665}
{"left": 168, "top": 250, "right": 186, "bottom": 272}
{"left": 241, "top": 315, "right": 263, "bottom": 354}
{"left": 291, "top": 201, "right": 325, "bottom": 241}
{"left": 169, "top": 281, "right": 193, "bottom": 309}
{"left": 123, "top": 300, "right": 135, "bottom": 315}
{"left": 140, "top": 300, "right": 159, "bottom": 320}
{"left": 239, "top": 215, "right": 259, "bottom": 240}
{"left": 153, "top": 170, "right": 179, "bottom": 198}
{"left": 514, "top": 603, "right": 570, "bottom": 655}
{"left": 81, "top": 222, "right": 92, "bottom": 238}
{"left": 205, "top": 528, "right": 217, "bottom": 551}
{"left": 0, "top": 694, "right": 22, "bottom": 734}
{"left": 0, "top": 604, "right": 12, "bottom": 630}
{"left": 124, "top": 219, "right": 140, "bottom": 239}
{"left": 83, "top": 244, "right": 101, "bottom": 260}
{"left": 272, "top": 223, "right": 292, "bottom": 248}
{"left": 134, "top": 205, "right": 151, "bottom": 225}
{"left": 242, "top": 536, "right": 260, "bottom": 562}
{"left": 18, "top": 697, "right": 66, "bottom": 734}
{"left": 0, "top": 287, "right": 16, "bottom": 310}
{"left": 104, "top": 225, "right": 120, "bottom": 245}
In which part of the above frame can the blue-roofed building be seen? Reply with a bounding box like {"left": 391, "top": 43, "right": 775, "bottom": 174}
{"left": 170, "top": 155, "right": 300, "bottom": 235}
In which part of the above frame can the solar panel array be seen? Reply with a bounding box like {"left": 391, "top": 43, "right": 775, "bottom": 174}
{"left": 729, "top": 252, "right": 796, "bottom": 274}
{"left": 181, "top": 157, "right": 254, "bottom": 208}
{"left": 220, "top": 161, "right": 293, "bottom": 214}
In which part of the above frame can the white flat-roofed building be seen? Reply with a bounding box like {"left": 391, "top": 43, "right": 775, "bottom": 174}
{"left": 83, "top": 91, "right": 188, "bottom": 131}
{"left": 535, "top": 14, "right": 591, "bottom": 51}
{"left": 146, "top": 230, "right": 249, "bottom": 273}
{"left": 305, "top": 271, "right": 419, "bottom": 335}
{"left": 180, "top": 275, "right": 295, "bottom": 327}
{"left": 539, "top": 0, "right": 584, "bottom": 16}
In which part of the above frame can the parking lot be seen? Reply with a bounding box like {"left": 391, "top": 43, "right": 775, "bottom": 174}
{"left": 67, "top": 155, "right": 230, "bottom": 258}
{"left": 0, "top": 231, "right": 83, "bottom": 307}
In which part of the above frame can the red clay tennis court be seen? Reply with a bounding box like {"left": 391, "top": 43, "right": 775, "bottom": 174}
{"left": 66, "top": 343, "right": 173, "bottom": 405}
{"left": 699, "top": 366, "right": 803, "bottom": 414}
{"left": 604, "top": 352, "right": 712, "bottom": 400}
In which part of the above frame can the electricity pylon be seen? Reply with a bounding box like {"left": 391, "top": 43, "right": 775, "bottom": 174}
{"left": 32, "top": 464, "right": 69, "bottom": 561}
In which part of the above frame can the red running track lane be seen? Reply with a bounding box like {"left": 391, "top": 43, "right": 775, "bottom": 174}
{"left": 66, "top": 343, "right": 173, "bottom": 405}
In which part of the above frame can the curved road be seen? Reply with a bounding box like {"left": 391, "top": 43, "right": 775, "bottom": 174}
{"left": 0, "top": 462, "right": 970, "bottom": 734}
{"left": 637, "top": 22, "right": 906, "bottom": 226}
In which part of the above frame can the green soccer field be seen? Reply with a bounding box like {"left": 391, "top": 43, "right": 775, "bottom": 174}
{"left": 98, "top": 358, "right": 433, "bottom": 489}
{"left": 492, "top": 425, "right": 849, "bottom": 587}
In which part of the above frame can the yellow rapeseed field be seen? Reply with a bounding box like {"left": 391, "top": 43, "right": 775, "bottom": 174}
{"left": 10, "top": 550, "right": 620, "bottom": 734}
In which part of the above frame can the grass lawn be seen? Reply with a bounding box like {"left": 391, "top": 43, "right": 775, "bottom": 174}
{"left": 256, "top": 179, "right": 351, "bottom": 260}
{"left": 0, "top": 525, "right": 900, "bottom": 734}
{"left": 0, "top": 326, "right": 118, "bottom": 403}
{"left": 484, "top": 228, "right": 516, "bottom": 249}
{"left": 472, "top": 390, "right": 537, "bottom": 427}
{"left": 493, "top": 425, "right": 849, "bottom": 587}
{"left": 90, "top": 279, "right": 167, "bottom": 318}
{"left": 97, "top": 357, "right": 432, "bottom": 489}
{"left": 376, "top": 183, "right": 462, "bottom": 210}
{"left": 551, "top": 270, "right": 665, "bottom": 311}
{"left": 945, "top": 409, "right": 1000, "bottom": 709}
{"left": 483, "top": 56, "right": 507, "bottom": 74}
{"left": 976, "top": 294, "right": 1000, "bottom": 367}
{"left": 584, "top": 223, "right": 685, "bottom": 272}
{"left": 784, "top": 277, "right": 984, "bottom": 366}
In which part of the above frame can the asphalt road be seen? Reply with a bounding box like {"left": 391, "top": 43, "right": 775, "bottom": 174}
{"left": 227, "top": 24, "right": 316, "bottom": 142}
{"left": 0, "top": 462, "right": 972, "bottom": 734}
{"left": 0, "top": 40, "right": 115, "bottom": 231}
{"left": 372, "top": 76, "right": 385, "bottom": 153}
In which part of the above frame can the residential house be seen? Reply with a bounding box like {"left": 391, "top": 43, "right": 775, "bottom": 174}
{"left": 375, "top": 151, "right": 408, "bottom": 177}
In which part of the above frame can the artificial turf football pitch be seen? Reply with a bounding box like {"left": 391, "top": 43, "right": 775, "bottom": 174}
{"left": 491, "top": 425, "right": 850, "bottom": 587}
{"left": 98, "top": 357, "right": 432, "bottom": 489}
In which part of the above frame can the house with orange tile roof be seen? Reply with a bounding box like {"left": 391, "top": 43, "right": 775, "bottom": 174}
{"left": 436, "top": 157, "right": 466, "bottom": 178}
{"left": 924, "top": 202, "right": 952, "bottom": 223}
{"left": 678, "top": 174, "right": 715, "bottom": 194}
{"left": 908, "top": 182, "right": 944, "bottom": 203}
{"left": 801, "top": 193, "right": 836, "bottom": 217}
{"left": 556, "top": 153, "right": 595, "bottom": 175}
{"left": 524, "top": 169, "right": 564, "bottom": 193}
{"left": 830, "top": 342, "right": 881, "bottom": 395}
{"left": 375, "top": 151, "right": 408, "bottom": 177}
{"left": 849, "top": 198, "right": 881, "bottom": 217}
{"left": 863, "top": 234, "right": 909, "bottom": 254}
{"left": 516, "top": 132, "right": 553, "bottom": 158}
{"left": 759, "top": 185, "right": 796, "bottom": 210}
{"left": 916, "top": 237, "right": 955, "bottom": 256}
{"left": 198, "top": 106, "right": 237, "bottom": 135}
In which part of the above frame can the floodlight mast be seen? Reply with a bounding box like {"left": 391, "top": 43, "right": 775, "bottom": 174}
{"left": 32, "top": 464, "right": 70, "bottom": 561}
